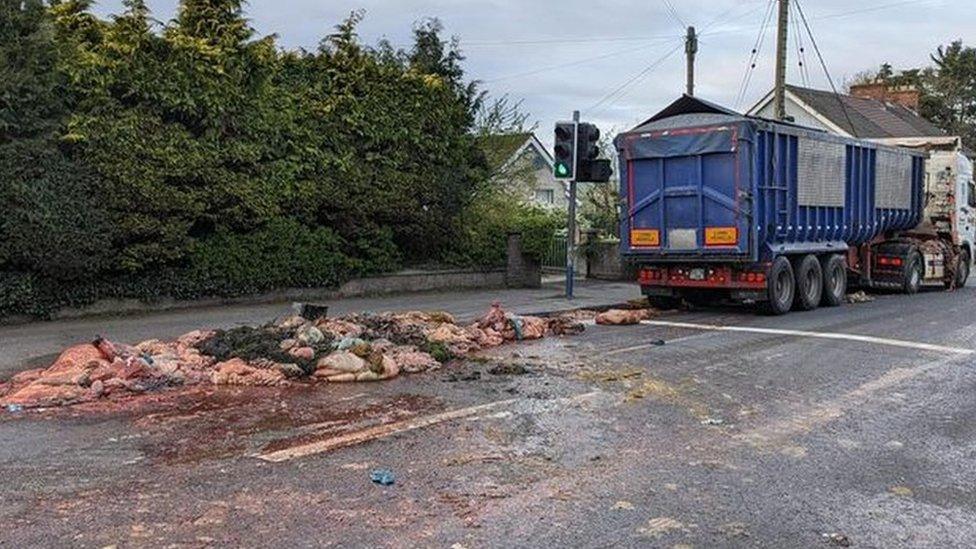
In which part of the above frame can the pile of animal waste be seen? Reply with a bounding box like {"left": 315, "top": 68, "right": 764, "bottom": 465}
{"left": 0, "top": 303, "right": 587, "bottom": 410}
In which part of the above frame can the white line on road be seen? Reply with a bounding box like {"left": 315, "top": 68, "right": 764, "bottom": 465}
{"left": 256, "top": 392, "right": 602, "bottom": 463}
{"left": 638, "top": 320, "right": 975, "bottom": 356}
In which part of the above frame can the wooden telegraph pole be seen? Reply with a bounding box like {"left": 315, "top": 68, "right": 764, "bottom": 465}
{"left": 773, "top": 0, "right": 790, "bottom": 120}
{"left": 685, "top": 26, "right": 698, "bottom": 96}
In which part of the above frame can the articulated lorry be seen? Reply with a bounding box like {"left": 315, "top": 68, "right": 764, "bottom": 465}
{"left": 616, "top": 98, "right": 976, "bottom": 315}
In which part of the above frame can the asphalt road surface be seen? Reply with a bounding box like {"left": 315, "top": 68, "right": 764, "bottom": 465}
{"left": 3, "top": 286, "right": 976, "bottom": 548}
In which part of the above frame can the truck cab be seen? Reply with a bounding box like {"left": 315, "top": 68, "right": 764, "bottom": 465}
{"left": 924, "top": 151, "right": 976, "bottom": 284}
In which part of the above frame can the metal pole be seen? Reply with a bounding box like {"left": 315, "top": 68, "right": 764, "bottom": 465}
{"left": 773, "top": 0, "right": 789, "bottom": 120}
{"left": 685, "top": 26, "right": 698, "bottom": 96}
{"left": 566, "top": 110, "right": 580, "bottom": 299}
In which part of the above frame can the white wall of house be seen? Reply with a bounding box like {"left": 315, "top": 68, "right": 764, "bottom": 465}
{"left": 498, "top": 138, "right": 569, "bottom": 211}
{"left": 748, "top": 91, "right": 846, "bottom": 135}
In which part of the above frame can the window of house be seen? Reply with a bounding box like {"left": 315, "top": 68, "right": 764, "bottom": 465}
{"left": 532, "top": 153, "right": 549, "bottom": 171}
{"left": 535, "top": 189, "right": 555, "bottom": 204}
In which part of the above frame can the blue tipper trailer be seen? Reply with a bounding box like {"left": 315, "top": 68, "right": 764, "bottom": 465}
{"left": 616, "top": 96, "right": 965, "bottom": 315}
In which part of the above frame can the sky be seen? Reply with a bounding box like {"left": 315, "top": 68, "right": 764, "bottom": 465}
{"left": 91, "top": 0, "right": 972, "bottom": 144}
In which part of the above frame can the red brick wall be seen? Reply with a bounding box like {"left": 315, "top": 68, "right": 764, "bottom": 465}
{"left": 849, "top": 82, "right": 920, "bottom": 111}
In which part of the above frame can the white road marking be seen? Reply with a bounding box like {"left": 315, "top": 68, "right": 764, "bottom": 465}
{"left": 257, "top": 398, "right": 518, "bottom": 463}
{"left": 738, "top": 353, "right": 966, "bottom": 448}
{"left": 638, "top": 320, "right": 975, "bottom": 356}
{"left": 256, "top": 392, "right": 602, "bottom": 463}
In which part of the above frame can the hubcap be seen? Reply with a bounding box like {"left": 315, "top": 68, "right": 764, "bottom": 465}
{"left": 806, "top": 270, "right": 818, "bottom": 300}
{"left": 776, "top": 271, "right": 791, "bottom": 304}
{"left": 831, "top": 266, "right": 844, "bottom": 295}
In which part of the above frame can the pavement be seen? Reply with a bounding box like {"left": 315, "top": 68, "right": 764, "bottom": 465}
{"left": 3, "top": 282, "right": 976, "bottom": 547}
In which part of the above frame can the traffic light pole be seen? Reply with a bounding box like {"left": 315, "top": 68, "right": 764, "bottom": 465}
{"left": 566, "top": 110, "right": 580, "bottom": 299}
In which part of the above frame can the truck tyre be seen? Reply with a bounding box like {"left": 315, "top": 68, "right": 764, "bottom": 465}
{"left": 760, "top": 256, "right": 795, "bottom": 315}
{"left": 955, "top": 249, "right": 970, "bottom": 288}
{"left": 820, "top": 254, "right": 847, "bottom": 307}
{"left": 792, "top": 255, "right": 823, "bottom": 311}
{"left": 902, "top": 250, "right": 923, "bottom": 295}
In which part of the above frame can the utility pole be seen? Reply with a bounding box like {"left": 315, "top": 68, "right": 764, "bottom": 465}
{"left": 685, "top": 26, "right": 698, "bottom": 96}
{"left": 566, "top": 110, "right": 580, "bottom": 299}
{"left": 773, "top": 0, "right": 789, "bottom": 120}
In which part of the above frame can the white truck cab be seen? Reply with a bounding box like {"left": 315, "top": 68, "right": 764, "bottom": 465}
{"left": 874, "top": 136, "right": 975, "bottom": 287}
{"left": 925, "top": 151, "right": 976, "bottom": 283}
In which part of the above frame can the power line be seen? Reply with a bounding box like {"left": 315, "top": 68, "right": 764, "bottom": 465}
{"left": 661, "top": 0, "right": 688, "bottom": 30}
{"left": 733, "top": 0, "right": 777, "bottom": 110}
{"left": 585, "top": 42, "right": 683, "bottom": 115}
{"left": 482, "top": 40, "right": 674, "bottom": 83}
{"left": 701, "top": 1, "right": 767, "bottom": 34}
{"left": 813, "top": 0, "right": 939, "bottom": 20}
{"left": 460, "top": 33, "right": 680, "bottom": 47}
{"left": 702, "top": 0, "right": 938, "bottom": 38}
{"left": 794, "top": 0, "right": 859, "bottom": 137}
{"left": 789, "top": 0, "right": 810, "bottom": 86}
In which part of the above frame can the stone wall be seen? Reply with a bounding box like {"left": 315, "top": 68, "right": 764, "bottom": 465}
{"left": 585, "top": 240, "right": 637, "bottom": 281}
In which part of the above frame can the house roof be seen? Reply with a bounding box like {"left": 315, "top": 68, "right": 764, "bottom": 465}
{"left": 751, "top": 85, "right": 946, "bottom": 139}
{"left": 477, "top": 132, "right": 552, "bottom": 172}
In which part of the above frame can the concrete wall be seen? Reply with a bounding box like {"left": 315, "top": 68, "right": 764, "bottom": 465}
{"left": 8, "top": 238, "right": 541, "bottom": 323}
{"left": 506, "top": 233, "right": 543, "bottom": 288}
{"left": 585, "top": 240, "right": 637, "bottom": 281}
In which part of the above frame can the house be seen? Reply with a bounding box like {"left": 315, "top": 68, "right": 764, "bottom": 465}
{"left": 746, "top": 83, "right": 962, "bottom": 151}
{"left": 479, "top": 132, "right": 568, "bottom": 210}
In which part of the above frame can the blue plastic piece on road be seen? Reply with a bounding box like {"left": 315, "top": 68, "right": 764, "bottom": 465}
{"left": 370, "top": 469, "right": 395, "bottom": 486}
{"left": 6, "top": 404, "right": 24, "bottom": 413}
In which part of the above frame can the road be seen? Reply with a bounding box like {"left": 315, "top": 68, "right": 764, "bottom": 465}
{"left": 3, "top": 286, "right": 976, "bottom": 547}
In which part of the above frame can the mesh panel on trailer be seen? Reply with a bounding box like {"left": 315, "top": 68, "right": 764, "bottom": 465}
{"left": 876, "top": 149, "right": 914, "bottom": 209}
{"left": 797, "top": 138, "right": 846, "bottom": 207}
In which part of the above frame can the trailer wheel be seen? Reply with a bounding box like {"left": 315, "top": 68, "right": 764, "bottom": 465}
{"left": 820, "top": 254, "right": 847, "bottom": 307}
{"left": 902, "top": 250, "right": 923, "bottom": 295}
{"left": 760, "top": 256, "right": 795, "bottom": 315}
{"left": 791, "top": 255, "right": 823, "bottom": 311}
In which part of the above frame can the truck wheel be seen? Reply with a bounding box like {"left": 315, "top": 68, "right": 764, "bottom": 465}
{"left": 956, "top": 249, "right": 970, "bottom": 288}
{"left": 792, "top": 255, "right": 823, "bottom": 311}
{"left": 902, "top": 250, "right": 923, "bottom": 295}
{"left": 820, "top": 254, "right": 847, "bottom": 307}
{"left": 760, "top": 256, "right": 795, "bottom": 315}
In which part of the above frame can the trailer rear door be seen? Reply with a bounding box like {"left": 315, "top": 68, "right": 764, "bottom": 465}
{"left": 620, "top": 124, "right": 752, "bottom": 259}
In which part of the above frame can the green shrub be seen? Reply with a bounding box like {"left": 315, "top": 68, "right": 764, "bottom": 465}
{"left": 446, "top": 189, "right": 562, "bottom": 268}
{"left": 0, "top": 3, "right": 510, "bottom": 320}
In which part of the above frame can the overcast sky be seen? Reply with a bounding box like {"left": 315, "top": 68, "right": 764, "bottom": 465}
{"left": 92, "top": 0, "right": 970, "bottom": 142}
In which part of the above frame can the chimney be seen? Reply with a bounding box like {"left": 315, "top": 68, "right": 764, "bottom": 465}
{"left": 850, "top": 80, "right": 921, "bottom": 112}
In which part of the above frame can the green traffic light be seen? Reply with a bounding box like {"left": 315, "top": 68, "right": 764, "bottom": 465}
{"left": 556, "top": 163, "right": 568, "bottom": 177}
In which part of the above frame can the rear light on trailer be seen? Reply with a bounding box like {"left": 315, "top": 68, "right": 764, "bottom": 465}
{"left": 878, "top": 256, "right": 903, "bottom": 267}
{"left": 639, "top": 268, "right": 664, "bottom": 284}
{"left": 738, "top": 271, "right": 766, "bottom": 284}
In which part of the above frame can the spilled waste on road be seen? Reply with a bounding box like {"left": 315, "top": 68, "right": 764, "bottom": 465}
{"left": 0, "top": 302, "right": 639, "bottom": 411}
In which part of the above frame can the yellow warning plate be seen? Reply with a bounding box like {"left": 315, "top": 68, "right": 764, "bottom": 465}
{"left": 631, "top": 229, "right": 660, "bottom": 247}
{"left": 705, "top": 227, "right": 738, "bottom": 246}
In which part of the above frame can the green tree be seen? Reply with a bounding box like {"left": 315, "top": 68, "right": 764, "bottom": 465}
{"left": 925, "top": 41, "right": 976, "bottom": 147}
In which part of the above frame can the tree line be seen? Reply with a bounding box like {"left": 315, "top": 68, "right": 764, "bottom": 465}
{"left": 0, "top": 0, "right": 558, "bottom": 318}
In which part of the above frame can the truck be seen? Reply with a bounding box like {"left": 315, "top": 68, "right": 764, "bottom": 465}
{"left": 616, "top": 96, "right": 975, "bottom": 315}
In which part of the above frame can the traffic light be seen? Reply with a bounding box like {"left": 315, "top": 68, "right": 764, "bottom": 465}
{"left": 575, "top": 123, "right": 612, "bottom": 183}
{"left": 553, "top": 122, "right": 577, "bottom": 180}
{"left": 578, "top": 158, "right": 613, "bottom": 183}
